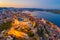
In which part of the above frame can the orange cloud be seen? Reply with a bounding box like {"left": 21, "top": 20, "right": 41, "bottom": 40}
{"left": 0, "top": 1, "right": 33, "bottom": 8}
{"left": 0, "top": 2, "right": 25, "bottom": 7}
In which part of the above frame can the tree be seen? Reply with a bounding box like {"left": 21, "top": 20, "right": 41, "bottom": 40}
{"left": 0, "top": 21, "right": 12, "bottom": 31}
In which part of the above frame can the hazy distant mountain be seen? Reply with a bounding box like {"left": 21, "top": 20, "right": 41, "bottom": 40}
{"left": 0, "top": 7, "right": 60, "bottom": 13}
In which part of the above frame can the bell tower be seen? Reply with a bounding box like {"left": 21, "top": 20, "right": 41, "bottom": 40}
{"left": 12, "top": 15, "right": 19, "bottom": 26}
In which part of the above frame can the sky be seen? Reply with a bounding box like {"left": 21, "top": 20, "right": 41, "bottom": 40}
{"left": 0, "top": 0, "right": 60, "bottom": 9}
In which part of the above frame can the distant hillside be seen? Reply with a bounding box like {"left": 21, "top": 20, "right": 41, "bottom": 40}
{"left": 0, "top": 7, "right": 60, "bottom": 13}
{"left": 45, "top": 9, "right": 60, "bottom": 14}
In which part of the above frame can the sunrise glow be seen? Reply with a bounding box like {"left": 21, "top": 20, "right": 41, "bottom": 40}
{"left": 0, "top": 0, "right": 60, "bottom": 9}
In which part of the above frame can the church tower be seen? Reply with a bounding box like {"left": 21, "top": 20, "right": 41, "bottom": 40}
{"left": 12, "top": 15, "right": 19, "bottom": 26}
